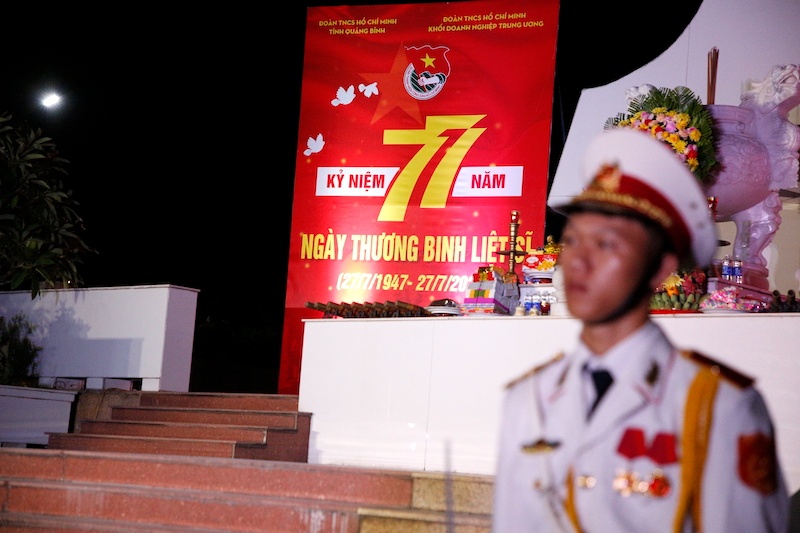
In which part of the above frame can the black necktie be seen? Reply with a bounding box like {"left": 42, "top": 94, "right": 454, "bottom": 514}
{"left": 589, "top": 368, "right": 614, "bottom": 417}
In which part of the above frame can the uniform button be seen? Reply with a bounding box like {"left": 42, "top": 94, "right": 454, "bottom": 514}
{"left": 577, "top": 475, "right": 596, "bottom": 488}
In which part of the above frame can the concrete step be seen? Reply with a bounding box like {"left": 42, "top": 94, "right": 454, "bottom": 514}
{"left": 47, "top": 427, "right": 309, "bottom": 462}
{"left": 108, "top": 405, "right": 304, "bottom": 428}
{"left": 358, "top": 508, "right": 491, "bottom": 533}
{"left": 0, "top": 448, "right": 415, "bottom": 503}
{"left": 0, "top": 448, "right": 494, "bottom": 532}
{"left": 71, "top": 390, "right": 299, "bottom": 431}
{"left": 78, "top": 419, "right": 268, "bottom": 444}
{"left": 138, "top": 391, "right": 299, "bottom": 411}
{"left": 232, "top": 421, "right": 310, "bottom": 462}
{"left": 0, "top": 511, "right": 232, "bottom": 532}
{"left": 52, "top": 391, "right": 311, "bottom": 463}
{"left": 1, "top": 479, "right": 365, "bottom": 532}
{"left": 408, "top": 471, "right": 494, "bottom": 514}
{"left": 46, "top": 433, "right": 240, "bottom": 458}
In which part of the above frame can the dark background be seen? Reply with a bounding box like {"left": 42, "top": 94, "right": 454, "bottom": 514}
{"left": 0, "top": 1, "right": 701, "bottom": 393}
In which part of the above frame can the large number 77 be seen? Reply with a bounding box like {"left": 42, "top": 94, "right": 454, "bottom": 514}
{"left": 378, "top": 114, "right": 486, "bottom": 222}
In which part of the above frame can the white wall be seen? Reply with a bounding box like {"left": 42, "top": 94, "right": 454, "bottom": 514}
{"left": 0, "top": 285, "right": 199, "bottom": 391}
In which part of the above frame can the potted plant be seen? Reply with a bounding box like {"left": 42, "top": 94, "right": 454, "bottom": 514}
{"left": 0, "top": 312, "right": 41, "bottom": 386}
{"left": 0, "top": 314, "right": 42, "bottom": 386}
{"left": 0, "top": 112, "right": 95, "bottom": 298}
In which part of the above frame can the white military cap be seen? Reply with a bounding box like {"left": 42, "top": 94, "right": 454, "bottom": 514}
{"left": 553, "top": 128, "right": 718, "bottom": 268}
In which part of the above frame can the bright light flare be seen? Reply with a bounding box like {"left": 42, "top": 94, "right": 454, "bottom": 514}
{"left": 41, "top": 93, "right": 62, "bottom": 108}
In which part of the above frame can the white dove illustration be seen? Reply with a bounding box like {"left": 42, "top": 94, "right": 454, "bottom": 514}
{"left": 358, "top": 82, "right": 379, "bottom": 98}
{"left": 303, "top": 133, "right": 325, "bottom": 156}
{"left": 331, "top": 85, "right": 356, "bottom": 106}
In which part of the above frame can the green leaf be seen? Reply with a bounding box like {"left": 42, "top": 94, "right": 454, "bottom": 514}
{"left": 0, "top": 112, "right": 95, "bottom": 295}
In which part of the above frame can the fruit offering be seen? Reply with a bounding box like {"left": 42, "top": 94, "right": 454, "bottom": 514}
{"left": 650, "top": 268, "right": 707, "bottom": 311}
{"left": 650, "top": 290, "right": 702, "bottom": 311}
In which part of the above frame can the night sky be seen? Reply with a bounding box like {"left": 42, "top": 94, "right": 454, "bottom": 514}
{"left": 0, "top": 1, "right": 700, "bottom": 392}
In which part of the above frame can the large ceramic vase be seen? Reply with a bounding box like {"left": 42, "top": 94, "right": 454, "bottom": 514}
{"left": 704, "top": 103, "right": 776, "bottom": 289}
{"left": 703, "top": 65, "right": 800, "bottom": 290}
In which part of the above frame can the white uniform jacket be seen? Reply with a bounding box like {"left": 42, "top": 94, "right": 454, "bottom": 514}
{"left": 492, "top": 321, "right": 789, "bottom": 532}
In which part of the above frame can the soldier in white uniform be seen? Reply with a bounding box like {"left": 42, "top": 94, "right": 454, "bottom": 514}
{"left": 492, "top": 128, "right": 789, "bottom": 532}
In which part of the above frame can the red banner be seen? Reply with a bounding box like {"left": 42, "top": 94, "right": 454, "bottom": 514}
{"left": 280, "top": 0, "right": 560, "bottom": 393}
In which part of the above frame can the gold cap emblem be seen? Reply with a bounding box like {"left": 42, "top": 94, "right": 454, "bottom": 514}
{"left": 590, "top": 164, "right": 622, "bottom": 193}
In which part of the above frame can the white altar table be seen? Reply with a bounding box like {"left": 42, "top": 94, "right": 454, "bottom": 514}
{"left": 300, "top": 313, "right": 800, "bottom": 493}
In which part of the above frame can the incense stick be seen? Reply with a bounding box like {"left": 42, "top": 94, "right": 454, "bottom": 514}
{"left": 707, "top": 47, "right": 719, "bottom": 104}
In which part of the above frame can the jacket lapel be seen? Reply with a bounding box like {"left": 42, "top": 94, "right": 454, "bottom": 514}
{"left": 542, "top": 357, "right": 589, "bottom": 478}
{"left": 538, "top": 325, "right": 676, "bottom": 482}
{"left": 583, "top": 346, "right": 674, "bottom": 448}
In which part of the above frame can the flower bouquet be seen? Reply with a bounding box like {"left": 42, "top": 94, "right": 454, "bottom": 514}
{"left": 604, "top": 85, "right": 718, "bottom": 186}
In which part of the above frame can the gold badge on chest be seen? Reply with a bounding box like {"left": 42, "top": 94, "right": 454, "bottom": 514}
{"left": 612, "top": 468, "right": 671, "bottom": 497}
{"left": 521, "top": 438, "right": 561, "bottom": 454}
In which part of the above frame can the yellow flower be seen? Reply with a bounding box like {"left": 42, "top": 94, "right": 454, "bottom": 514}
{"left": 662, "top": 273, "right": 684, "bottom": 296}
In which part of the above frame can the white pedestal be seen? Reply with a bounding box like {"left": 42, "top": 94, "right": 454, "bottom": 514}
{"left": 0, "top": 385, "right": 78, "bottom": 445}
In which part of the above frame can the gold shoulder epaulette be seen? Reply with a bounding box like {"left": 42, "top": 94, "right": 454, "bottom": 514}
{"left": 505, "top": 352, "right": 564, "bottom": 389}
{"left": 681, "top": 350, "right": 754, "bottom": 389}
